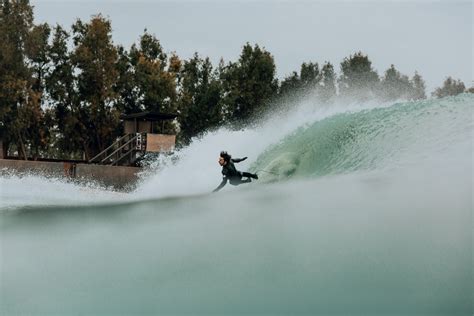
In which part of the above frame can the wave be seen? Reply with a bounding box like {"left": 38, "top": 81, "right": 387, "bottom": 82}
{"left": 1, "top": 94, "right": 472, "bottom": 209}
{"left": 1, "top": 94, "right": 472, "bottom": 314}
{"left": 252, "top": 94, "right": 473, "bottom": 181}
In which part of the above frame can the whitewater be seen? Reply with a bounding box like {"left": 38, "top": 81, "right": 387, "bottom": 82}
{"left": 1, "top": 94, "right": 472, "bottom": 314}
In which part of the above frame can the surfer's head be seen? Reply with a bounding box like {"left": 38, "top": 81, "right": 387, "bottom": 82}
{"left": 219, "top": 151, "right": 231, "bottom": 165}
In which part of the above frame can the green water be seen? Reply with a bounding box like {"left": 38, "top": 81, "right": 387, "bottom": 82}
{"left": 1, "top": 95, "right": 473, "bottom": 315}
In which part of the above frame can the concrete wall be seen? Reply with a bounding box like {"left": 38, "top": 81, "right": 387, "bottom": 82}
{"left": 0, "top": 159, "right": 140, "bottom": 191}
{"left": 75, "top": 164, "right": 140, "bottom": 190}
{"left": 0, "top": 159, "right": 67, "bottom": 178}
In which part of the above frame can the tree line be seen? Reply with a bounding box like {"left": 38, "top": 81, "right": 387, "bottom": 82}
{"left": 1, "top": 0, "right": 471, "bottom": 161}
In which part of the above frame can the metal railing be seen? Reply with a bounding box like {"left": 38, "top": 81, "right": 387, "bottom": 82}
{"left": 89, "top": 133, "right": 146, "bottom": 166}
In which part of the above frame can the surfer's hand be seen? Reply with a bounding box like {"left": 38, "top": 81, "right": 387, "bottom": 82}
{"left": 242, "top": 156, "right": 248, "bottom": 161}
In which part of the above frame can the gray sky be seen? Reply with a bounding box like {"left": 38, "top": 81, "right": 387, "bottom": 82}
{"left": 32, "top": 0, "right": 473, "bottom": 93}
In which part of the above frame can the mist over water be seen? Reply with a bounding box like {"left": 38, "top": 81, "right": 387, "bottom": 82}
{"left": 0, "top": 174, "right": 127, "bottom": 210}
{"left": 134, "top": 95, "right": 400, "bottom": 198}
{"left": 1, "top": 94, "right": 473, "bottom": 314}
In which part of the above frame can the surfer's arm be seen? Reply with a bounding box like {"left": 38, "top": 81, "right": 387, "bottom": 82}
{"left": 231, "top": 157, "right": 247, "bottom": 163}
{"left": 213, "top": 177, "right": 228, "bottom": 192}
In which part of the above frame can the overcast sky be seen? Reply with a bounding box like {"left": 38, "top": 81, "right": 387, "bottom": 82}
{"left": 32, "top": 0, "right": 472, "bottom": 93}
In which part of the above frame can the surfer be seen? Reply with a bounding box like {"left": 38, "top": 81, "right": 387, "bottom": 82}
{"left": 213, "top": 151, "right": 258, "bottom": 192}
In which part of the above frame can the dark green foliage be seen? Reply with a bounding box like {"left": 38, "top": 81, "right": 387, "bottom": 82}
{"left": 319, "top": 62, "right": 337, "bottom": 101}
{"left": 378, "top": 65, "right": 426, "bottom": 101}
{"left": 0, "top": 0, "right": 46, "bottom": 159}
{"left": 433, "top": 77, "right": 466, "bottom": 98}
{"left": 114, "top": 45, "right": 141, "bottom": 114}
{"left": 380, "top": 64, "right": 413, "bottom": 101}
{"left": 25, "top": 23, "right": 50, "bottom": 94}
{"left": 20, "top": 22, "right": 52, "bottom": 159}
{"left": 129, "top": 30, "right": 177, "bottom": 114}
{"left": 338, "top": 51, "right": 380, "bottom": 100}
{"left": 71, "top": 15, "right": 121, "bottom": 159}
{"left": 300, "top": 62, "right": 319, "bottom": 90}
{"left": 221, "top": 43, "right": 278, "bottom": 125}
{"left": 46, "top": 25, "right": 83, "bottom": 159}
{"left": 128, "top": 31, "right": 179, "bottom": 135}
{"left": 280, "top": 61, "right": 320, "bottom": 97}
{"left": 0, "top": 2, "right": 456, "bottom": 161}
{"left": 177, "top": 53, "right": 223, "bottom": 144}
{"left": 280, "top": 71, "right": 301, "bottom": 96}
{"left": 410, "top": 72, "right": 426, "bottom": 100}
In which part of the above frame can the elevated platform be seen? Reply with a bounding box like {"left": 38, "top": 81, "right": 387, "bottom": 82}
{"left": 87, "top": 110, "right": 178, "bottom": 166}
{"left": 88, "top": 132, "right": 176, "bottom": 166}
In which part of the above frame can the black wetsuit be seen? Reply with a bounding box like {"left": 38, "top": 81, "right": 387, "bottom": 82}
{"left": 213, "top": 157, "right": 257, "bottom": 192}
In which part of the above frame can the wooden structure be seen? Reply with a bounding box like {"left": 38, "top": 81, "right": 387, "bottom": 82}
{"left": 89, "top": 111, "right": 178, "bottom": 166}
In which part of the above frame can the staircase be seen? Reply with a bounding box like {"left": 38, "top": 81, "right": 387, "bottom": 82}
{"left": 89, "top": 133, "right": 146, "bottom": 166}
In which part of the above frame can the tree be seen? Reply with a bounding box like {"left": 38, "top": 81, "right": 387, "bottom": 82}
{"left": 279, "top": 61, "right": 320, "bottom": 97}
{"left": 0, "top": 0, "right": 34, "bottom": 157}
{"left": 45, "top": 24, "right": 85, "bottom": 159}
{"left": 16, "top": 90, "right": 51, "bottom": 159}
{"left": 25, "top": 23, "right": 50, "bottom": 97}
{"left": 221, "top": 43, "right": 278, "bottom": 124}
{"left": 432, "top": 77, "right": 466, "bottom": 98}
{"left": 71, "top": 15, "right": 121, "bottom": 159}
{"left": 177, "top": 53, "right": 223, "bottom": 144}
{"left": 114, "top": 45, "right": 141, "bottom": 114}
{"left": 21, "top": 22, "right": 53, "bottom": 159}
{"left": 129, "top": 30, "right": 177, "bottom": 114}
{"left": 21, "top": 22, "right": 51, "bottom": 159}
{"left": 300, "top": 62, "right": 319, "bottom": 90}
{"left": 380, "top": 64, "right": 413, "bottom": 100}
{"left": 319, "top": 62, "right": 336, "bottom": 101}
{"left": 279, "top": 71, "right": 301, "bottom": 96}
{"left": 338, "top": 51, "right": 380, "bottom": 100}
{"left": 410, "top": 71, "right": 426, "bottom": 100}
{"left": 129, "top": 31, "right": 179, "bottom": 135}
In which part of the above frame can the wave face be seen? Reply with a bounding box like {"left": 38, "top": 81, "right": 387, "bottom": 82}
{"left": 252, "top": 94, "right": 473, "bottom": 180}
{"left": 1, "top": 94, "right": 473, "bottom": 315}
